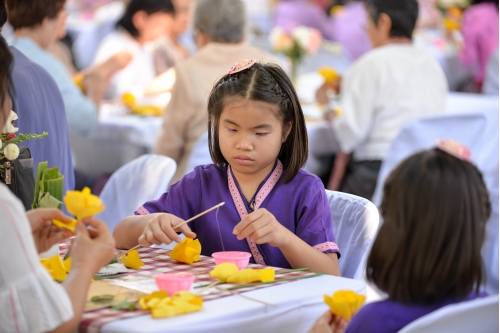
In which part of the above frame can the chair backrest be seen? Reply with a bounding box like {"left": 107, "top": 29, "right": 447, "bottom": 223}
{"left": 184, "top": 132, "right": 212, "bottom": 176}
{"left": 372, "top": 111, "right": 499, "bottom": 295}
{"left": 325, "top": 190, "right": 379, "bottom": 279}
{"left": 96, "top": 154, "right": 176, "bottom": 232}
{"left": 398, "top": 295, "right": 499, "bottom": 333}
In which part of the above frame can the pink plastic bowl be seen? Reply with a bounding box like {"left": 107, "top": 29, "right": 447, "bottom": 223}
{"left": 212, "top": 251, "right": 252, "bottom": 270}
{"left": 154, "top": 273, "right": 196, "bottom": 295}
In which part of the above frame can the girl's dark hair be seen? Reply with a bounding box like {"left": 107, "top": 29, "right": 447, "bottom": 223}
{"left": 117, "top": 0, "right": 175, "bottom": 37}
{"left": 0, "top": 37, "right": 13, "bottom": 124}
{"left": 6, "top": 0, "right": 65, "bottom": 30}
{"left": 367, "top": 148, "right": 491, "bottom": 304}
{"left": 364, "top": 0, "right": 419, "bottom": 39}
{"left": 207, "top": 62, "right": 308, "bottom": 183}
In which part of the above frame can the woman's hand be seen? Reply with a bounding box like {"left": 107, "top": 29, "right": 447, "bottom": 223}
{"left": 25, "top": 208, "right": 73, "bottom": 254}
{"left": 70, "top": 218, "right": 116, "bottom": 276}
{"left": 232, "top": 208, "right": 291, "bottom": 247}
{"left": 308, "top": 311, "right": 347, "bottom": 333}
{"left": 138, "top": 213, "right": 197, "bottom": 247}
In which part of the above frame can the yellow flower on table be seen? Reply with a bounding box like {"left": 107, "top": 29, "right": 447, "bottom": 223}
{"left": 226, "top": 268, "right": 275, "bottom": 284}
{"left": 64, "top": 187, "right": 105, "bottom": 221}
{"left": 324, "top": 290, "right": 366, "bottom": 321}
{"left": 169, "top": 238, "right": 201, "bottom": 264}
{"left": 139, "top": 290, "right": 203, "bottom": 318}
{"left": 120, "top": 250, "right": 145, "bottom": 270}
{"left": 209, "top": 263, "right": 239, "bottom": 281}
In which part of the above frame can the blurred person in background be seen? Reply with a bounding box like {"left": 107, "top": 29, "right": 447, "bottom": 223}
{"left": 458, "top": 0, "right": 499, "bottom": 91}
{"left": 93, "top": 0, "right": 176, "bottom": 100}
{"left": 153, "top": 0, "right": 192, "bottom": 75}
{"left": 317, "top": 0, "right": 448, "bottom": 199}
{"left": 154, "top": 0, "right": 278, "bottom": 184}
{"left": 273, "top": 0, "right": 335, "bottom": 40}
{"left": 7, "top": 0, "right": 131, "bottom": 136}
{"left": 328, "top": 0, "right": 371, "bottom": 60}
{"left": 0, "top": 0, "right": 75, "bottom": 196}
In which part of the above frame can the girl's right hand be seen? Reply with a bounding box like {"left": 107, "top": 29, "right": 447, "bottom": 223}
{"left": 138, "top": 213, "right": 197, "bottom": 247}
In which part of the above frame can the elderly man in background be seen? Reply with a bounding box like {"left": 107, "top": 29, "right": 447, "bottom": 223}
{"left": 154, "top": 0, "right": 277, "bottom": 184}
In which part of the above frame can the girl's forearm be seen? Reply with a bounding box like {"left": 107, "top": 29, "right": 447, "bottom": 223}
{"left": 278, "top": 232, "right": 340, "bottom": 276}
{"left": 113, "top": 215, "right": 150, "bottom": 249}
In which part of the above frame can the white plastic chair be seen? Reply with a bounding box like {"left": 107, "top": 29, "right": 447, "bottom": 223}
{"left": 372, "top": 111, "right": 499, "bottom": 295}
{"left": 325, "top": 190, "right": 380, "bottom": 279}
{"left": 184, "top": 132, "right": 212, "bottom": 176}
{"left": 398, "top": 295, "right": 499, "bottom": 333}
{"left": 96, "top": 154, "right": 176, "bottom": 232}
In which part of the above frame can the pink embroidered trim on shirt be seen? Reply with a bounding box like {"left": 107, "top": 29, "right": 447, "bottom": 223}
{"left": 227, "top": 161, "right": 283, "bottom": 266}
{"left": 314, "top": 242, "right": 340, "bottom": 253}
{"left": 136, "top": 206, "right": 150, "bottom": 215}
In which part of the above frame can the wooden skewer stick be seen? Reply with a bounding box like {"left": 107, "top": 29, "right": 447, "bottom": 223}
{"left": 196, "top": 280, "right": 223, "bottom": 295}
{"left": 122, "top": 202, "right": 225, "bottom": 256}
{"left": 173, "top": 202, "right": 225, "bottom": 230}
{"left": 121, "top": 244, "right": 141, "bottom": 256}
{"left": 215, "top": 286, "right": 276, "bottom": 307}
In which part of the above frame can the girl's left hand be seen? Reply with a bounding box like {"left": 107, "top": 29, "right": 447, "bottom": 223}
{"left": 232, "top": 208, "right": 291, "bottom": 247}
{"left": 26, "top": 209, "right": 74, "bottom": 254}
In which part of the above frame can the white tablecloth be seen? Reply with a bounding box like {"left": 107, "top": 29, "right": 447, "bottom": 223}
{"left": 102, "top": 275, "right": 366, "bottom": 333}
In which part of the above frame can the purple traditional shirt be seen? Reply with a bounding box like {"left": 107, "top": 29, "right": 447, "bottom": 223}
{"left": 135, "top": 161, "right": 340, "bottom": 268}
{"left": 346, "top": 292, "right": 488, "bottom": 333}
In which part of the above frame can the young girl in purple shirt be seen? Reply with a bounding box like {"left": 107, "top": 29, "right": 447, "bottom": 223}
{"left": 309, "top": 145, "right": 491, "bottom": 332}
{"left": 114, "top": 60, "right": 341, "bottom": 275}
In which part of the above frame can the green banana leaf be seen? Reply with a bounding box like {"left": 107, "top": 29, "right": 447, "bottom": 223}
{"left": 32, "top": 161, "right": 48, "bottom": 209}
{"left": 38, "top": 192, "right": 62, "bottom": 210}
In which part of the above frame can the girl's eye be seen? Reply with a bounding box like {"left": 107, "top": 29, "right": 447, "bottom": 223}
{"left": 256, "top": 132, "right": 269, "bottom": 136}
{"left": 227, "top": 128, "right": 237, "bottom": 133}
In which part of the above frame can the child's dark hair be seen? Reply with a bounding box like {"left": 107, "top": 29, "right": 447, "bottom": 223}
{"left": 367, "top": 148, "right": 491, "bottom": 304}
{"left": 207, "top": 62, "right": 308, "bottom": 183}
{"left": 117, "top": 0, "right": 175, "bottom": 38}
{"left": 364, "top": 0, "right": 419, "bottom": 39}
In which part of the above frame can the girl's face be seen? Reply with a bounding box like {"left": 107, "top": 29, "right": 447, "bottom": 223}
{"left": 218, "top": 98, "right": 291, "bottom": 180}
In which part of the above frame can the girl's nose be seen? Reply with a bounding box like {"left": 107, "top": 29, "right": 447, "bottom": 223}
{"left": 236, "top": 134, "right": 253, "bottom": 150}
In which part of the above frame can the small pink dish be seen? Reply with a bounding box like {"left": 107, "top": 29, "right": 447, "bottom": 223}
{"left": 154, "top": 273, "right": 195, "bottom": 295}
{"left": 212, "top": 251, "right": 252, "bottom": 270}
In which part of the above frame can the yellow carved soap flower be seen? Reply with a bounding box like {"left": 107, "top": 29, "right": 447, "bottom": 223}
{"left": 122, "top": 92, "right": 136, "bottom": 109}
{"left": 324, "top": 290, "right": 366, "bottom": 321}
{"left": 64, "top": 187, "right": 105, "bottom": 221}
{"left": 40, "top": 254, "right": 68, "bottom": 281}
{"left": 139, "top": 290, "right": 203, "bottom": 318}
{"left": 52, "top": 218, "right": 77, "bottom": 232}
{"left": 120, "top": 250, "right": 145, "bottom": 270}
{"left": 209, "top": 263, "right": 240, "bottom": 281}
{"left": 226, "top": 268, "right": 275, "bottom": 284}
{"left": 169, "top": 238, "right": 201, "bottom": 264}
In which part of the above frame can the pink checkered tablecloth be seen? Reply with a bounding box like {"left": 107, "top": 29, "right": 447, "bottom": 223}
{"left": 59, "top": 241, "right": 316, "bottom": 333}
